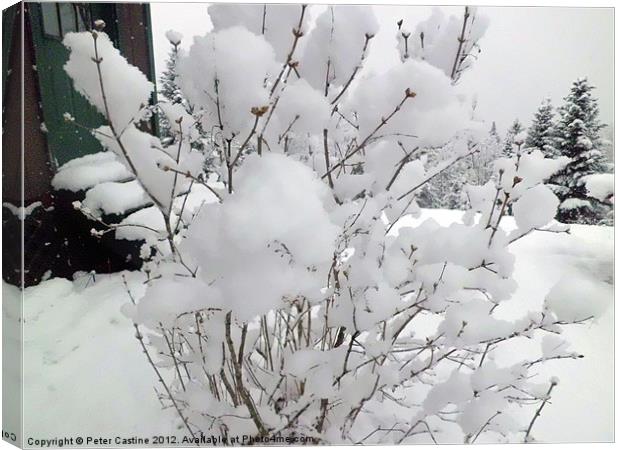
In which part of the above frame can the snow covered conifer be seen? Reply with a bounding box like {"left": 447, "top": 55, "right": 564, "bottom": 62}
{"left": 551, "top": 78, "right": 608, "bottom": 224}
{"left": 502, "top": 118, "right": 523, "bottom": 157}
{"left": 471, "top": 124, "right": 503, "bottom": 183}
{"left": 158, "top": 31, "right": 186, "bottom": 142}
{"left": 489, "top": 121, "right": 500, "bottom": 144}
{"left": 417, "top": 141, "right": 471, "bottom": 210}
{"left": 420, "top": 127, "right": 502, "bottom": 209}
{"left": 526, "top": 97, "right": 558, "bottom": 157}
{"left": 158, "top": 30, "right": 211, "bottom": 161}
{"left": 160, "top": 30, "right": 185, "bottom": 106}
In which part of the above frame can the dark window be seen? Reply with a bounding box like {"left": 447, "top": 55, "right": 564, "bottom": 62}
{"left": 76, "top": 6, "right": 88, "bottom": 31}
{"left": 41, "top": 3, "right": 61, "bottom": 37}
{"left": 40, "top": 3, "right": 92, "bottom": 39}
{"left": 58, "top": 3, "right": 77, "bottom": 35}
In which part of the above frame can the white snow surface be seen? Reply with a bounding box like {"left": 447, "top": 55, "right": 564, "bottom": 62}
{"left": 10, "top": 209, "right": 613, "bottom": 443}
{"left": 545, "top": 272, "right": 610, "bottom": 322}
{"left": 51, "top": 152, "right": 133, "bottom": 192}
{"left": 408, "top": 7, "right": 489, "bottom": 79}
{"left": 95, "top": 126, "right": 181, "bottom": 210}
{"left": 347, "top": 59, "right": 472, "bottom": 147}
{"left": 81, "top": 180, "right": 150, "bottom": 218}
{"left": 165, "top": 29, "right": 183, "bottom": 46}
{"left": 114, "top": 182, "right": 220, "bottom": 244}
{"left": 560, "top": 197, "right": 592, "bottom": 211}
{"left": 2, "top": 201, "right": 43, "bottom": 219}
{"left": 512, "top": 184, "right": 559, "bottom": 232}
{"left": 208, "top": 3, "right": 309, "bottom": 63}
{"left": 300, "top": 5, "right": 378, "bottom": 92}
{"left": 178, "top": 153, "right": 340, "bottom": 321}
{"left": 116, "top": 205, "right": 165, "bottom": 241}
{"left": 584, "top": 173, "right": 614, "bottom": 203}
{"left": 7, "top": 274, "right": 179, "bottom": 440}
{"left": 63, "top": 31, "right": 154, "bottom": 130}
{"left": 177, "top": 27, "right": 277, "bottom": 140}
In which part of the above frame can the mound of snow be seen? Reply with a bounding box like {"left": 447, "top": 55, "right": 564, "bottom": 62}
{"left": 512, "top": 184, "right": 559, "bottom": 232}
{"left": 545, "top": 272, "right": 611, "bottom": 322}
{"left": 82, "top": 180, "right": 150, "bottom": 218}
{"left": 583, "top": 173, "right": 614, "bottom": 203}
{"left": 181, "top": 153, "right": 340, "bottom": 320}
{"left": 52, "top": 152, "right": 133, "bottom": 192}
{"left": 560, "top": 198, "right": 591, "bottom": 211}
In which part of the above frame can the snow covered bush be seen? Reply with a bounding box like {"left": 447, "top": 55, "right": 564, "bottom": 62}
{"left": 62, "top": 6, "right": 602, "bottom": 444}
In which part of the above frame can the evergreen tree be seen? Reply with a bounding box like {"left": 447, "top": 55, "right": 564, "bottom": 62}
{"left": 158, "top": 31, "right": 211, "bottom": 159}
{"left": 525, "top": 97, "right": 558, "bottom": 157}
{"left": 469, "top": 125, "right": 503, "bottom": 185}
{"left": 502, "top": 119, "right": 523, "bottom": 157}
{"left": 160, "top": 33, "right": 185, "bottom": 106}
{"left": 158, "top": 32, "right": 190, "bottom": 144}
{"left": 551, "top": 78, "right": 608, "bottom": 224}
{"left": 419, "top": 128, "right": 502, "bottom": 210}
{"left": 489, "top": 121, "right": 500, "bottom": 144}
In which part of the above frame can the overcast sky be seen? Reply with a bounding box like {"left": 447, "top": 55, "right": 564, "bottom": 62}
{"left": 150, "top": 4, "right": 614, "bottom": 135}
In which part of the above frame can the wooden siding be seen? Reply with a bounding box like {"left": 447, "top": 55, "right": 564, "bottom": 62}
{"left": 116, "top": 3, "right": 158, "bottom": 134}
{"left": 2, "top": 2, "right": 53, "bottom": 205}
{"left": 2, "top": 3, "right": 23, "bottom": 206}
{"left": 117, "top": 3, "right": 152, "bottom": 76}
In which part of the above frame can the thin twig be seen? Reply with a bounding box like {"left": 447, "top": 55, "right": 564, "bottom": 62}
{"left": 524, "top": 380, "right": 557, "bottom": 442}
{"left": 322, "top": 90, "right": 416, "bottom": 180}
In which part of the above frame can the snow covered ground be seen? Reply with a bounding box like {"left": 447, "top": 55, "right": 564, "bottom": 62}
{"left": 5, "top": 209, "right": 613, "bottom": 443}
{"left": 11, "top": 272, "right": 180, "bottom": 441}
